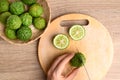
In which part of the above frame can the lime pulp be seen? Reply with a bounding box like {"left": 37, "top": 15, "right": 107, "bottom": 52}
{"left": 53, "top": 34, "right": 69, "bottom": 50}
{"left": 69, "top": 25, "right": 85, "bottom": 40}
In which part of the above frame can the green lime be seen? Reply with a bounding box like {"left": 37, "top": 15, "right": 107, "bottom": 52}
{"left": 33, "top": 17, "right": 46, "bottom": 30}
{"left": 29, "top": 3, "right": 43, "bottom": 17}
{"left": 0, "top": 12, "right": 11, "bottom": 24}
{"left": 17, "top": 26, "right": 32, "bottom": 41}
{"left": 53, "top": 34, "right": 69, "bottom": 50}
{"left": 10, "top": 1, "right": 25, "bottom": 15}
{"left": 5, "top": 28, "right": 17, "bottom": 40}
{"left": 69, "top": 25, "right": 85, "bottom": 40}
{"left": 21, "top": 0, "right": 37, "bottom": 5}
{"left": 20, "top": 13, "right": 32, "bottom": 26}
{"left": 0, "top": 0, "right": 9, "bottom": 13}
{"left": 70, "top": 52, "right": 86, "bottom": 67}
{"left": 6, "top": 15, "right": 22, "bottom": 30}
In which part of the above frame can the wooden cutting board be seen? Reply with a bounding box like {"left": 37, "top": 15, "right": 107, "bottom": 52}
{"left": 38, "top": 14, "right": 113, "bottom": 80}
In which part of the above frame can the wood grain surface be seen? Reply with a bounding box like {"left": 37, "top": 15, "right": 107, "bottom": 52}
{"left": 0, "top": 0, "right": 120, "bottom": 80}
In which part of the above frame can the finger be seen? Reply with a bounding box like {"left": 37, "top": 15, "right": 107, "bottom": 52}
{"left": 66, "top": 68, "right": 79, "bottom": 80}
{"left": 55, "top": 53, "right": 74, "bottom": 75}
{"left": 48, "top": 53, "right": 69, "bottom": 75}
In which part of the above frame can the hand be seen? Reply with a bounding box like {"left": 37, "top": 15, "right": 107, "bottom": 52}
{"left": 47, "top": 53, "right": 79, "bottom": 80}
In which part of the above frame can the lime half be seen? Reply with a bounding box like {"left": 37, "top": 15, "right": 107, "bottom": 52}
{"left": 53, "top": 34, "right": 69, "bottom": 50}
{"left": 69, "top": 25, "right": 85, "bottom": 40}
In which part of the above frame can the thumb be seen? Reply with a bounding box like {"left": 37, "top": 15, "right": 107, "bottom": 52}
{"left": 66, "top": 68, "right": 79, "bottom": 80}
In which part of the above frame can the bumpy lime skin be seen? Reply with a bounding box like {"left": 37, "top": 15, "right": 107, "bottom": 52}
{"left": 10, "top": 1, "right": 25, "bottom": 15}
{"left": 6, "top": 15, "right": 22, "bottom": 30}
{"left": 21, "top": 0, "right": 36, "bottom": 5}
{"left": 0, "top": 0, "right": 9, "bottom": 13}
{"left": 20, "top": 13, "right": 32, "bottom": 26}
{"left": 0, "top": 12, "right": 11, "bottom": 24}
{"left": 29, "top": 4, "right": 43, "bottom": 17}
{"left": 17, "top": 27, "right": 32, "bottom": 41}
{"left": 33, "top": 17, "right": 46, "bottom": 30}
{"left": 5, "top": 28, "right": 17, "bottom": 40}
{"left": 70, "top": 52, "right": 86, "bottom": 68}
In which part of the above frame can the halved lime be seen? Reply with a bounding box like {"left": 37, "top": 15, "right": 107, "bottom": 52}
{"left": 69, "top": 25, "right": 85, "bottom": 40}
{"left": 53, "top": 34, "right": 69, "bottom": 50}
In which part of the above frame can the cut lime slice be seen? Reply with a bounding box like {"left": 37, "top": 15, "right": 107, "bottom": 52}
{"left": 53, "top": 34, "right": 69, "bottom": 50}
{"left": 69, "top": 25, "right": 85, "bottom": 40}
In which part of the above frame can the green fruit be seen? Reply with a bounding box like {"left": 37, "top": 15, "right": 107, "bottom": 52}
{"left": 5, "top": 28, "right": 17, "bottom": 40}
{"left": 0, "top": 0, "right": 9, "bottom": 13}
{"left": 17, "top": 26, "right": 32, "bottom": 41}
{"left": 33, "top": 17, "right": 46, "bottom": 30}
{"left": 21, "top": 0, "right": 36, "bottom": 5}
{"left": 20, "top": 13, "right": 32, "bottom": 26}
{"left": 29, "top": 4, "right": 43, "bottom": 17}
{"left": 69, "top": 25, "right": 85, "bottom": 40}
{"left": 53, "top": 34, "right": 69, "bottom": 50}
{"left": 0, "top": 12, "right": 11, "bottom": 24}
{"left": 70, "top": 52, "right": 86, "bottom": 68}
{"left": 10, "top": 1, "right": 25, "bottom": 15}
{"left": 6, "top": 15, "right": 22, "bottom": 30}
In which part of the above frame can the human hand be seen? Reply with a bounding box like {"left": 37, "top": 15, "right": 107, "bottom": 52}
{"left": 47, "top": 53, "right": 79, "bottom": 80}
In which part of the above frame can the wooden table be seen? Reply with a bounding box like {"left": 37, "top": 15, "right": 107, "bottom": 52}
{"left": 0, "top": 0, "right": 120, "bottom": 80}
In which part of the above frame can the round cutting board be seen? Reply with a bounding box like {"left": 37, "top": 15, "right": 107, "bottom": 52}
{"left": 38, "top": 14, "right": 113, "bottom": 80}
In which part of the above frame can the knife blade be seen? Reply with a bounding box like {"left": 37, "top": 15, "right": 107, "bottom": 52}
{"left": 83, "top": 63, "right": 91, "bottom": 80}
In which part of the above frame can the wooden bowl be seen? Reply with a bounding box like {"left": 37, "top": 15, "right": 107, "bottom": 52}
{"left": 0, "top": 0, "right": 50, "bottom": 45}
{"left": 38, "top": 14, "right": 113, "bottom": 80}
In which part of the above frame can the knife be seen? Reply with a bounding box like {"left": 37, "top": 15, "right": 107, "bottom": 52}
{"left": 83, "top": 63, "right": 91, "bottom": 80}
{"left": 75, "top": 47, "right": 91, "bottom": 80}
